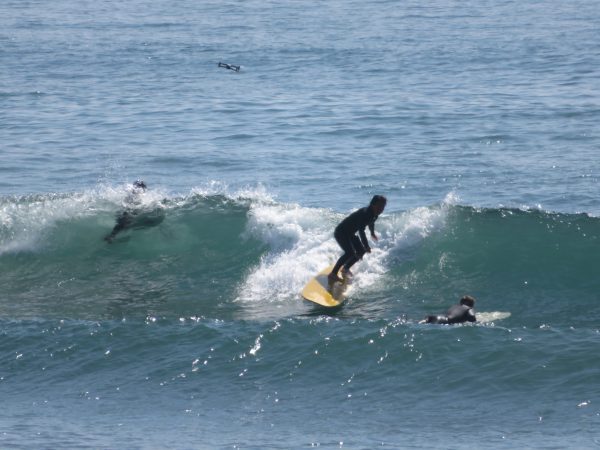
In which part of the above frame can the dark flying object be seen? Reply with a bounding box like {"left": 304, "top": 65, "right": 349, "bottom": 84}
{"left": 218, "top": 62, "right": 241, "bottom": 72}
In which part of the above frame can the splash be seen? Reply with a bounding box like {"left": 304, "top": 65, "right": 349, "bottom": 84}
{"left": 236, "top": 199, "right": 452, "bottom": 308}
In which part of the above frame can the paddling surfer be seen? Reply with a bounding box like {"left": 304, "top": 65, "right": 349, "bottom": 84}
{"left": 420, "top": 296, "right": 477, "bottom": 324}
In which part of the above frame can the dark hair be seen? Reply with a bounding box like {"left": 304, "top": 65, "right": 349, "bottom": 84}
{"left": 370, "top": 195, "right": 387, "bottom": 207}
{"left": 133, "top": 180, "right": 147, "bottom": 190}
{"left": 460, "top": 295, "right": 476, "bottom": 308}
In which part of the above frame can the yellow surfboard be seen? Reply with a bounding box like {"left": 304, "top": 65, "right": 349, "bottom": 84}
{"left": 301, "top": 265, "right": 351, "bottom": 307}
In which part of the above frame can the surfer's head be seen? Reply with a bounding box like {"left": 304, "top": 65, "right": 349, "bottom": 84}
{"left": 460, "top": 295, "right": 476, "bottom": 308}
{"left": 370, "top": 195, "right": 387, "bottom": 215}
{"left": 133, "top": 180, "right": 147, "bottom": 191}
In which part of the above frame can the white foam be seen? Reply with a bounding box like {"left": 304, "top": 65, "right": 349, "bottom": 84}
{"left": 236, "top": 198, "right": 452, "bottom": 306}
{"left": 188, "top": 181, "right": 275, "bottom": 205}
{"left": 97, "top": 183, "right": 168, "bottom": 210}
{"left": 0, "top": 191, "right": 99, "bottom": 254}
{"left": 189, "top": 180, "right": 230, "bottom": 198}
{"left": 237, "top": 201, "right": 337, "bottom": 304}
{"left": 0, "top": 181, "right": 277, "bottom": 255}
{"left": 0, "top": 183, "right": 168, "bottom": 254}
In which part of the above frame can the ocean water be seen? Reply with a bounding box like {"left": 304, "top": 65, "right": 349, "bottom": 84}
{"left": 1, "top": 0, "right": 600, "bottom": 448}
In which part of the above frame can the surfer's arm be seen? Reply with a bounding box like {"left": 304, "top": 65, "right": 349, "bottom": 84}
{"left": 359, "top": 228, "right": 371, "bottom": 252}
{"left": 467, "top": 309, "right": 476, "bottom": 322}
{"left": 368, "top": 221, "right": 378, "bottom": 241}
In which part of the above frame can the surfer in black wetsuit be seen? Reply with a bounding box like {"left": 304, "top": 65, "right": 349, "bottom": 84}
{"left": 328, "top": 195, "right": 387, "bottom": 283}
{"left": 105, "top": 180, "right": 161, "bottom": 242}
{"left": 420, "top": 295, "right": 477, "bottom": 324}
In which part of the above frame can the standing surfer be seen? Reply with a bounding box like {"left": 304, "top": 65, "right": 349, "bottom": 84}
{"left": 328, "top": 195, "right": 387, "bottom": 283}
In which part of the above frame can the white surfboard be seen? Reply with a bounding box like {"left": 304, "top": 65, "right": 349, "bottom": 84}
{"left": 477, "top": 311, "right": 511, "bottom": 323}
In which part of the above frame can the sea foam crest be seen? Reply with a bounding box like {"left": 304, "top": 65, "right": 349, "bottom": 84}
{"left": 237, "top": 200, "right": 337, "bottom": 304}
{"left": 236, "top": 196, "right": 453, "bottom": 306}
{"left": 0, "top": 183, "right": 167, "bottom": 254}
{"left": 351, "top": 197, "right": 452, "bottom": 290}
{"left": 189, "top": 181, "right": 274, "bottom": 205}
{"left": 0, "top": 192, "right": 99, "bottom": 254}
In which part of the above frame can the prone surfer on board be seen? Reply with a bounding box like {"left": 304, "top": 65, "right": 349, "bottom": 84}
{"left": 420, "top": 295, "right": 477, "bottom": 324}
{"left": 328, "top": 195, "right": 387, "bottom": 283}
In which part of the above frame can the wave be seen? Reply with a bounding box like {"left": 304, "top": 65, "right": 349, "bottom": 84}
{"left": 1, "top": 186, "right": 599, "bottom": 326}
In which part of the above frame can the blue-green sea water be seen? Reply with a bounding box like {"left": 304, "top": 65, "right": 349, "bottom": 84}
{"left": 2, "top": 0, "right": 600, "bottom": 448}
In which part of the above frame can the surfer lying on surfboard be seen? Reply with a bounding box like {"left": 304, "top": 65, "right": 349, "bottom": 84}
{"left": 328, "top": 195, "right": 387, "bottom": 283}
{"left": 419, "top": 295, "right": 477, "bottom": 324}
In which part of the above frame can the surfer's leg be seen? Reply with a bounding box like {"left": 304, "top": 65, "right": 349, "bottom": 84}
{"left": 342, "top": 236, "right": 365, "bottom": 275}
{"left": 330, "top": 232, "right": 354, "bottom": 282}
{"left": 330, "top": 254, "right": 349, "bottom": 282}
{"left": 104, "top": 211, "right": 131, "bottom": 242}
{"left": 425, "top": 315, "right": 449, "bottom": 325}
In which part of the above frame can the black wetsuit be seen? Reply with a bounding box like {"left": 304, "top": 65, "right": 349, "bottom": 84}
{"left": 425, "top": 304, "right": 476, "bottom": 324}
{"left": 331, "top": 206, "right": 378, "bottom": 275}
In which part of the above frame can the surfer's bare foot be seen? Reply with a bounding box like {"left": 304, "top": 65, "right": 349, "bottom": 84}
{"left": 341, "top": 268, "right": 353, "bottom": 278}
{"left": 328, "top": 272, "right": 343, "bottom": 283}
